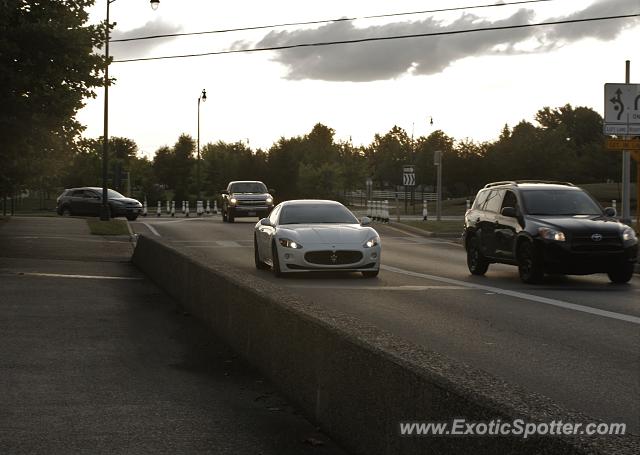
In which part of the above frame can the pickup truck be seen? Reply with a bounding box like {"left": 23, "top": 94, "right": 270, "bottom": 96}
{"left": 221, "top": 180, "right": 274, "bottom": 223}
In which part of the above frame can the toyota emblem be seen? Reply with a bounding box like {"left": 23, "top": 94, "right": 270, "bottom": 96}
{"left": 591, "top": 233, "right": 603, "bottom": 242}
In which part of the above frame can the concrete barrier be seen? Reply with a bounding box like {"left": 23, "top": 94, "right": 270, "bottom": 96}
{"left": 132, "top": 235, "right": 638, "bottom": 455}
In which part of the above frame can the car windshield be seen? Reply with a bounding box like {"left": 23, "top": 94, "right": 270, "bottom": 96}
{"left": 279, "top": 204, "right": 359, "bottom": 225}
{"left": 229, "top": 182, "right": 267, "bottom": 193}
{"left": 107, "top": 189, "right": 125, "bottom": 198}
{"left": 521, "top": 189, "right": 602, "bottom": 216}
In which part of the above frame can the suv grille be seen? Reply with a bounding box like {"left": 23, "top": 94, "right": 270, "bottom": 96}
{"left": 237, "top": 199, "right": 265, "bottom": 206}
{"left": 305, "top": 250, "right": 363, "bottom": 265}
{"left": 571, "top": 234, "right": 622, "bottom": 252}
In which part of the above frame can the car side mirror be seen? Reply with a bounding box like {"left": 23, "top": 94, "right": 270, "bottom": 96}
{"left": 501, "top": 207, "right": 517, "bottom": 218}
{"left": 604, "top": 207, "right": 616, "bottom": 217}
{"left": 361, "top": 216, "right": 372, "bottom": 226}
{"left": 221, "top": 190, "right": 229, "bottom": 195}
{"left": 260, "top": 218, "right": 272, "bottom": 226}
{"left": 269, "top": 188, "right": 276, "bottom": 195}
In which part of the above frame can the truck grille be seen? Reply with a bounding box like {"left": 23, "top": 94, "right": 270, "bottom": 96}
{"left": 571, "top": 234, "right": 622, "bottom": 252}
{"left": 237, "top": 199, "right": 265, "bottom": 206}
{"left": 305, "top": 250, "right": 363, "bottom": 265}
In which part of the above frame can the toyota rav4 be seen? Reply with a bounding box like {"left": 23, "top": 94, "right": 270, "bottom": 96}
{"left": 463, "top": 181, "right": 638, "bottom": 284}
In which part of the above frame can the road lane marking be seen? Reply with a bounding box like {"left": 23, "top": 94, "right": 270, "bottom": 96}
{"left": 183, "top": 240, "right": 247, "bottom": 248}
{"left": 286, "top": 285, "right": 469, "bottom": 291}
{"left": 1, "top": 271, "right": 143, "bottom": 280}
{"left": 141, "top": 222, "right": 161, "bottom": 237}
{"left": 2, "top": 236, "right": 129, "bottom": 243}
{"left": 381, "top": 265, "right": 640, "bottom": 325}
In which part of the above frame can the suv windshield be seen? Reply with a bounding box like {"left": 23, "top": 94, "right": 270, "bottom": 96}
{"left": 229, "top": 182, "right": 267, "bottom": 193}
{"left": 279, "top": 204, "right": 359, "bottom": 225}
{"left": 521, "top": 189, "right": 602, "bottom": 216}
{"left": 107, "top": 189, "right": 124, "bottom": 198}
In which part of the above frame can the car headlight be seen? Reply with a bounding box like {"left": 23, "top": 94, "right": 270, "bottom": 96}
{"left": 538, "top": 227, "right": 565, "bottom": 242}
{"left": 279, "top": 238, "right": 302, "bottom": 249}
{"left": 266, "top": 197, "right": 273, "bottom": 205}
{"left": 363, "top": 236, "right": 380, "bottom": 248}
{"left": 229, "top": 198, "right": 237, "bottom": 205}
{"left": 622, "top": 227, "right": 637, "bottom": 242}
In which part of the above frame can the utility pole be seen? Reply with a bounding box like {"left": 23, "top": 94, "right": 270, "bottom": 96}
{"left": 434, "top": 150, "right": 442, "bottom": 221}
{"left": 621, "top": 60, "right": 631, "bottom": 224}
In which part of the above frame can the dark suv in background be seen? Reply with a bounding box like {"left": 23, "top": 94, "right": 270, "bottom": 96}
{"left": 221, "top": 181, "right": 274, "bottom": 223}
{"left": 56, "top": 187, "right": 142, "bottom": 221}
{"left": 463, "top": 181, "right": 638, "bottom": 284}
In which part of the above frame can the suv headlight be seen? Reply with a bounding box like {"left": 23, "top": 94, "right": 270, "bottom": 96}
{"left": 363, "top": 236, "right": 380, "bottom": 248}
{"left": 266, "top": 197, "right": 273, "bottom": 205}
{"left": 279, "top": 238, "right": 302, "bottom": 249}
{"left": 229, "top": 197, "right": 237, "bottom": 205}
{"left": 622, "top": 227, "right": 637, "bottom": 243}
{"left": 538, "top": 227, "right": 565, "bottom": 242}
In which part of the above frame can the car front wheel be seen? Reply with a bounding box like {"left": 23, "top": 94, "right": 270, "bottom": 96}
{"left": 60, "top": 206, "right": 72, "bottom": 216}
{"left": 362, "top": 270, "right": 379, "bottom": 278}
{"left": 467, "top": 237, "right": 489, "bottom": 276}
{"left": 254, "top": 235, "right": 269, "bottom": 270}
{"left": 271, "top": 243, "right": 284, "bottom": 277}
{"left": 518, "top": 241, "right": 544, "bottom": 284}
{"left": 607, "top": 263, "right": 634, "bottom": 284}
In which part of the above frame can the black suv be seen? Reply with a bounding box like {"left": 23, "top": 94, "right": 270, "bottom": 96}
{"left": 56, "top": 187, "right": 142, "bottom": 221}
{"left": 463, "top": 181, "right": 638, "bottom": 284}
{"left": 221, "top": 181, "right": 274, "bottom": 223}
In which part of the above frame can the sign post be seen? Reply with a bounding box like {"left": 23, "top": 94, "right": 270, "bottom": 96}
{"left": 433, "top": 151, "right": 442, "bottom": 221}
{"left": 402, "top": 165, "right": 415, "bottom": 214}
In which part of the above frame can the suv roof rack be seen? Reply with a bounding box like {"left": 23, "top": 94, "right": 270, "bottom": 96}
{"left": 483, "top": 180, "right": 575, "bottom": 189}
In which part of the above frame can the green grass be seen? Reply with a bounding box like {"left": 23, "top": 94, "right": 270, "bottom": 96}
{"left": 86, "top": 218, "right": 130, "bottom": 236}
{"left": 400, "top": 220, "right": 464, "bottom": 234}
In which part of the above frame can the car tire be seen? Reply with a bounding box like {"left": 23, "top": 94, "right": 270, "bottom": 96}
{"left": 60, "top": 206, "right": 72, "bottom": 216}
{"left": 518, "top": 241, "right": 544, "bottom": 284}
{"left": 362, "top": 270, "right": 379, "bottom": 278}
{"left": 126, "top": 214, "right": 138, "bottom": 221}
{"left": 222, "top": 207, "right": 228, "bottom": 222}
{"left": 228, "top": 210, "right": 235, "bottom": 223}
{"left": 607, "top": 263, "right": 634, "bottom": 284}
{"left": 254, "top": 236, "right": 269, "bottom": 270}
{"left": 272, "top": 242, "right": 284, "bottom": 277}
{"left": 467, "top": 237, "right": 489, "bottom": 276}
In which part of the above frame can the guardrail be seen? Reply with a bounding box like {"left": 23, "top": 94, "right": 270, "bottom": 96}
{"left": 132, "top": 235, "right": 638, "bottom": 455}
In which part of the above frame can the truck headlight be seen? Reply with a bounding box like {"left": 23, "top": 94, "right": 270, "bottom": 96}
{"left": 266, "top": 197, "right": 273, "bottom": 205}
{"left": 229, "top": 198, "right": 237, "bottom": 205}
{"left": 622, "top": 227, "right": 637, "bottom": 243}
{"left": 538, "top": 227, "right": 565, "bottom": 242}
{"left": 279, "top": 238, "right": 302, "bottom": 249}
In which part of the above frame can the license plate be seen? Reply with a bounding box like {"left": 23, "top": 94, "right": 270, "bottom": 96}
{"left": 247, "top": 211, "right": 256, "bottom": 216}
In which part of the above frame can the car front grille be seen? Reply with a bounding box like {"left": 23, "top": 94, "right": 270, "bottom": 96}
{"left": 237, "top": 199, "right": 265, "bottom": 206}
{"left": 305, "top": 250, "right": 363, "bottom": 265}
{"left": 571, "top": 234, "right": 622, "bottom": 252}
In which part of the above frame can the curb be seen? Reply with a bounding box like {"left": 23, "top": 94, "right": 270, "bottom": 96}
{"left": 386, "top": 221, "right": 463, "bottom": 240}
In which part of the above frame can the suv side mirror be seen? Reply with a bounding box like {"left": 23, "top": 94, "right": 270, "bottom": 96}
{"left": 501, "top": 207, "right": 517, "bottom": 218}
{"left": 604, "top": 207, "right": 616, "bottom": 217}
{"left": 361, "top": 216, "right": 372, "bottom": 226}
{"left": 221, "top": 190, "right": 229, "bottom": 195}
{"left": 269, "top": 188, "right": 276, "bottom": 195}
{"left": 260, "top": 218, "right": 272, "bottom": 226}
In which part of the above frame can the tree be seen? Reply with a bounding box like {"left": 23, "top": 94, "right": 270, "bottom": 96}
{"left": 0, "top": 0, "right": 105, "bottom": 198}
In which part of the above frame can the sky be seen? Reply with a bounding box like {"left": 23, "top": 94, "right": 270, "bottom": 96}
{"left": 76, "top": 0, "right": 640, "bottom": 158}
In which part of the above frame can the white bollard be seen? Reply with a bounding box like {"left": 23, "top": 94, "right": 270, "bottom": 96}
{"left": 185, "top": 201, "right": 190, "bottom": 217}
{"left": 466, "top": 199, "right": 471, "bottom": 211}
{"left": 383, "top": 200, "right": 389, "bottom": 222}
{"left": 142, "top": 200, "right": 147, "bottom": 217}
{"left": 213, "top": 200, "right": 218, "bottom": 214}
{"left": 205, "top": 200, "right": 211, "bottom": 215}
{"left": 197, "top": 200, "right": 203, "bottom": 216}
{"left": 366, "top": 200, "right": 371, "bottom": 218}
{"left": 166, "top": 201, "right": 170, "bottom": 215}
{"left": 612, "top": 200, "right": 617, "bottom": 213}
{"left": 422, "top": 200, "right": 428, "bottom": 221}
{"left": 156, "top": 201, "right": 161, "bottom": 217}
{"left": 170, "top": 201, "right": 175, "bottom": 217}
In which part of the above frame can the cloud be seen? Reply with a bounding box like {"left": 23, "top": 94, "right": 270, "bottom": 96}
{"left": 245, "top": 0, "right": 639, "bottom": 81}
{"left": 110, "top": 19, "right": 182, "bottom": 60}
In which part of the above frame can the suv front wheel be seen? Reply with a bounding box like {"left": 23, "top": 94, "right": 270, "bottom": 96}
{"left": 467, "top": 237, "right": 489, "bottom": 275}
{"left": 518, "top": 241, "right": 544, "bottom": 284}
{"left": 607, "top": 263, "right": 634, "bottom": 284}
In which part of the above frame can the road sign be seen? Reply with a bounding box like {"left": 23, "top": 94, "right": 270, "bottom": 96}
{"left": 402, "top": 165, "right": 415, "bottom": 186}
{"left": 606, "top": 138, "right": 640, "bottom": 150}
{"left": 604, "top": 83, "right": 640, "bottom": 135}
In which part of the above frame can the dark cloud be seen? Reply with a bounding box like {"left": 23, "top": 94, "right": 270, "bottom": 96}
{"left": 110, "top": 19, "right": 182, "bottom": 60}
{"left": 245, "top": 0, "right": 639, "bottom": 81}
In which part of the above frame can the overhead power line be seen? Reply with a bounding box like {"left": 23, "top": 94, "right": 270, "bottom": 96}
{"left": 113, "top": 13, "right": 640, "bottom": 63}
{"left": 111, "top": 0, "right": 555, "bottom": 43}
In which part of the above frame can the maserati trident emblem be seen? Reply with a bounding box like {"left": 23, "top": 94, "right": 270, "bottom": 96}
{"left": 330, "top": 252, "right": 338, "bottom": 264}
{"left": 591, "top": 233, "right": 603, "bottom": 242}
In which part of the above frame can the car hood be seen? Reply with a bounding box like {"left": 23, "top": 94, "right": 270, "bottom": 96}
{"left": 528, "top": 215, "right": 625, "bottom": 235}
{"left": 277, "top": 224, "right": 377, "bottom": 245}
{"left": 111, "top": 197, "right": 141, "bottom": 205}
{"left": 230, "top": 193, "right": 270, "bottom": 200}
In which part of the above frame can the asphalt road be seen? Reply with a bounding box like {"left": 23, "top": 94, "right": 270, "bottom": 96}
{"left": 132, "top": 215, "right": 640, "bottom": 434}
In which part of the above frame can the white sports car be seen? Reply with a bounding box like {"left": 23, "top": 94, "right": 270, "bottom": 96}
{"left": 254, "top": 200, "right": 381, "bottom": 277}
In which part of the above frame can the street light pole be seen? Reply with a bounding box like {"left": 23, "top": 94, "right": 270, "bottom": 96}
{"left": 100, "top": 0, "right": 160, "bottom": 221}
{"left": 197, "top": 89, "right": 206, "bottom": 200}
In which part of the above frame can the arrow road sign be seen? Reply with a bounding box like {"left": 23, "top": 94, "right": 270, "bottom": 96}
{"left": 604, "top": 83, "right": 640, "bottom": 135}
{"left": 403, "top": 173, "right": 415, "bottom": 186}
